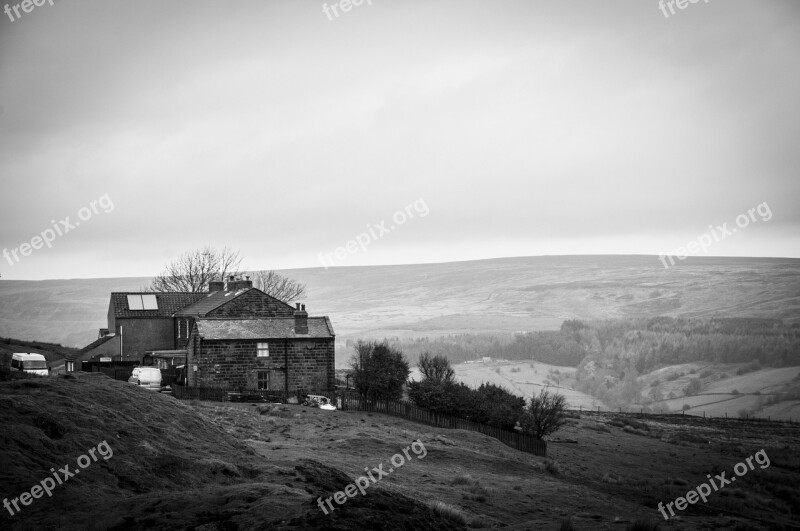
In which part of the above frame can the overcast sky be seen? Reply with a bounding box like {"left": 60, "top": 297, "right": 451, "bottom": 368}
{"left": 1, "top": 0, "right": 798, "bottom": 280}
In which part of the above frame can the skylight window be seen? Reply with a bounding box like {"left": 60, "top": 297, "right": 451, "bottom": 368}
{"left": 141, "top": 294, "right": 158, "bottom": 310}
{"left": 127, "top": 295, "right": 144, "bottom": 310}
{"left": 127, "top": 294, "right": 159, "bottom": 310}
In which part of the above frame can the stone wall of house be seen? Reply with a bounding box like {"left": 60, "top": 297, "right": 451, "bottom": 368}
{"left": 208, "top": 290, "right": 295, "bottom": 318}
{"left": 286, "top": 340, "right": 336, "bottom": 393}
{"left": 187, "top": 337, "right": 334, "bottom": 392}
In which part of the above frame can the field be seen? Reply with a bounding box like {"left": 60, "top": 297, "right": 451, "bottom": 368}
{"left": 412, "top": 360, "right": 800, "bottom": 421}
{"left": 2, "top": 373, "right": 799, "bottom": 530}
{"left": 410, "top": 360, "right": 606, "bottom": 410}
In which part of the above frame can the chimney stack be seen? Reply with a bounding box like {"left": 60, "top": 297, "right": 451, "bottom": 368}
{"left": 294, "top": 303, "right": 308, "bottom": 334}
{"left": 224, "top": 275, "right": 253, "bottom": 291}
{"left": 208, "top": 279, "right": 225, "bottom": 292}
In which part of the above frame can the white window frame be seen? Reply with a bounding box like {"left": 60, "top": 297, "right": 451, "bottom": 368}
{"left": 257, "top": 342, "right": 269, "bottom": 357}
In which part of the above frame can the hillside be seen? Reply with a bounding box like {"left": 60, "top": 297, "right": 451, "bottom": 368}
{"left": 2, "top": 373, "right": 799, "bottom": 530}
{"left": 1, "top": 255, "right": 799, "bottom": 353}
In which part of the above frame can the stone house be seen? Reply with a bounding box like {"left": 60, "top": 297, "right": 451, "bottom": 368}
{"left": 71, "top": 277, "right": 335, "bottom": 393}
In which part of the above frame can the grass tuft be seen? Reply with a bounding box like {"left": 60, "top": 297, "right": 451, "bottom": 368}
{"left": 430, "top": 501, "right": 468, "bottom": 525}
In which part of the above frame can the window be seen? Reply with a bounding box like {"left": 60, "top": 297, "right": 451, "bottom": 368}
{"left": 257, "top": 371, "right": 269, "bottom": 390}
{"left": 257, "top": 342, "right": 269, "bottom": 357}
{"left": 127, "top": 294, "right": 144, "bottom": 310}
{"left": 179, "top": 319, "right": 188, "bottom": 339}
{"left": 66, "top": 361, "right": 74, "bottom": 372}
{"left": 127, "top": 294, "right": 159, "bottom": 311}
{"left": 141, "top": 294, "right": 158, "bottom": 310}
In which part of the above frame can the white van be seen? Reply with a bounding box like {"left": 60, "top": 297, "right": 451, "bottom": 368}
{"left": 128, "top": 367, "right": 162, "bottom": 391}
{"left": 10, "top": 353, "right": 49, "bottom": 376}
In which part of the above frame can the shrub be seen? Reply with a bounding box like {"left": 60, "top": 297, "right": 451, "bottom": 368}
{"left": 732, "top": 389, "right": 740, "bottom": 395}
{"left": 682, "top": 404, "right": 690, "bottom": 411}
{"left": 545, "top": 459, "right": 562, "bottom": 476}
{"left": 350, "top": 341, "right": 410, "bottom": 402}
{"left": 684, "top": 378, "right": 701, "bottom": 395}
{"left": 472, "top": 383, "right": 526, "bottom": 429}
{"left": 737, "top": 359, "right": 761, "bottom": 375}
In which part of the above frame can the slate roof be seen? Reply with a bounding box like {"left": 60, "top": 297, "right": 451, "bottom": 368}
{"left": 195, "top": 317, "right": 335, "bottom": 341}
{"left": 109, "top": 292, "right": 206, "bottom": 319}
{"left": 173, "top": 287, "right": 293, "bottom": 317}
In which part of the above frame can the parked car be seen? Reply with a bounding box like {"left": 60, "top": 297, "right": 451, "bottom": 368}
{"left": 128, "top": 367, "right": 162, "bottom": 391}
{"left": 10, "top": 353, "right": 49, "bottom": 376}
{"left": 302, "top": 394, "right": 336, "bottom": 410}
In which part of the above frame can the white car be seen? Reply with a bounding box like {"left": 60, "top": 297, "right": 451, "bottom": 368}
{"left": 128, "top": 367, "right": 163, "bottom": 391}
{"left": 10, "top": 353, "right": 49, "bottom": 376}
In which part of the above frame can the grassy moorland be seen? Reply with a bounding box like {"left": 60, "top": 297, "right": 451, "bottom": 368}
{"left": 2, "top": 373, "right": 799, "bottom": 530}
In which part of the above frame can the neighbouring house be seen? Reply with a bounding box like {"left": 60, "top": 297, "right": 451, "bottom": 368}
{"left": 70, "top": 276, "right": 336, "bottom": 394}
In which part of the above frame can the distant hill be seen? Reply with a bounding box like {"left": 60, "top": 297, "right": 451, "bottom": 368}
{"left": 1, "top": 255, "right": 799, "bottom": 352}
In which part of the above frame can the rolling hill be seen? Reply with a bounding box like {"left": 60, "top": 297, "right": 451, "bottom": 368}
{"left": 1, "top": 255, "right": 799, "bottom": 356}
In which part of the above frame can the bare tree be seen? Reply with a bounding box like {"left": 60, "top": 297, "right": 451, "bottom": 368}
{"left": 149, "top": 246, "right": 242, "bottom": 293}
{"left": 252, "top": 270, "right": 306, "bottom": 303}
{"left": 519, "top": 388, "right": 567, "bottom": 439}
{"left": 417, "top": 352, "right": 455, "bottom": 385}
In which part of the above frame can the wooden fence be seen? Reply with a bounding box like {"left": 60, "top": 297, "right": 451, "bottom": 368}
{"left": 337, "top": 393, "right": 547, "bottom": 457}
